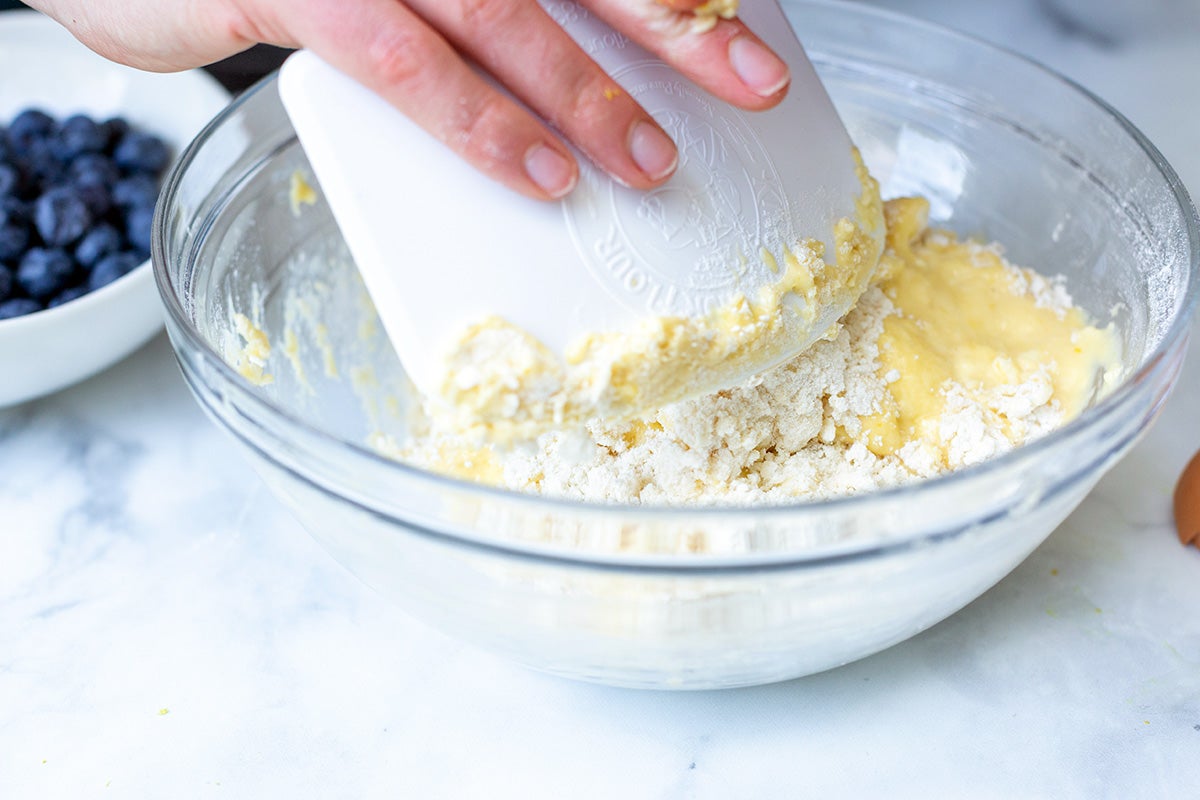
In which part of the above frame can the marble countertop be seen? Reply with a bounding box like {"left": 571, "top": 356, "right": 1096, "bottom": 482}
{"left": 4, "top": 1, "right": 1199, "bottom": 797}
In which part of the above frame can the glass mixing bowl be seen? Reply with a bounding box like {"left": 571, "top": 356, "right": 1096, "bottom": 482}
{"left": 154, "top": 1, "right": 1198, "bottom": 689}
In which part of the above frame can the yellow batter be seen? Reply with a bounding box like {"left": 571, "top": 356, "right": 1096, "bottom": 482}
{"left": 862, "top": 197, "right": 1119, "bottom": 464}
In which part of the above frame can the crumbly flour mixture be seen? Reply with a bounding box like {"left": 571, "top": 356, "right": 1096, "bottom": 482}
{"left": 396, "top": 197, "right": 1121, "bottom": 504}
{"left": 230, "top": 178, "right": 1121, "bottom": 508}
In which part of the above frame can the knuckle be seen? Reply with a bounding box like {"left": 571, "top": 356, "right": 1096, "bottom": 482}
{"left": 556, "top": 71, "right": 627, "bottom": 130}
{"left": 455, "top": 95, "right": 518, "bottom": 169}
{"left": 214, "top": 4, "right": 273, "bottom": 47}
{"left": 365, "top": 27, "right": 432, "bottom": 89}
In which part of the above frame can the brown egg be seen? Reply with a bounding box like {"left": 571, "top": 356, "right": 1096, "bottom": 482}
{"left": 1175, "top": 449, "right": 1200, "bottom": 548}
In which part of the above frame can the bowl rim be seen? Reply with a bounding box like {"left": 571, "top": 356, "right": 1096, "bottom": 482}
{"left": 153, "top": 0, "right": 1200, "bottom": 567}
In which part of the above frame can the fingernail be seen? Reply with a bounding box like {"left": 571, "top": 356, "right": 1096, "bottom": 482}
{"left": 525, "top": 144, "right": 577, "bottom": 198}
{"left": 728, "top": 36, "right": 790, "bottom": 97}
{"left": 629, "top": 121, "right": 677, "bottom": 182}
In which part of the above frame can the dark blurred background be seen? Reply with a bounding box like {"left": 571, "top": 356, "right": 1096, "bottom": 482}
{"left": 0, "top": 0, "right": 290, "bottom": 93}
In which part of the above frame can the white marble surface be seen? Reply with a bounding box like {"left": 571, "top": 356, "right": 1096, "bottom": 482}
{"left": 4, "top": 1, "right": 1200, "bottom": 797}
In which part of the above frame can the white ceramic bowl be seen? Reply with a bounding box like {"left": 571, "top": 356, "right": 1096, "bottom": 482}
{"left": 0, "top": 10, "right": 230, "bottom": 406}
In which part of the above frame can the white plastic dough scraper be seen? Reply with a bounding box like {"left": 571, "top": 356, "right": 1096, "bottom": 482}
{"left": 278, "top": 0, "right": 876, "bottom": 403}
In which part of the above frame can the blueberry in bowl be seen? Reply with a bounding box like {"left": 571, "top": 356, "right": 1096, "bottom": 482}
{"left": 0, "top": 8, "right": 229, "bottom": 406}
{"left": 0, "top": 108, "right": 171, "bottom": 318}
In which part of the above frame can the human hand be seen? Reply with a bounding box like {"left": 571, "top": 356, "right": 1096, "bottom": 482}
{"left": 27, "top": 0, "right": 791, "bottom": 200}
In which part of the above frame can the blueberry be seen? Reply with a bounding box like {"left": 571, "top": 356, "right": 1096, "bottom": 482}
{"left": 0, "top": 263, "right": 12, "bottom": 302}
{"left": 74, "top": 223, "right": 122, "bottom": 268}
{"left": 0, "top": 297, "right": 42, "bottom": 320}
{"left": 48, "top": 284, "right": 88, "bottom": 308}
{"left": 0, "top": 198, "right": 30, "bottom": 262}
{"left": 72, "top": 176, "right": 112, "bottom": 218}
{"left": 0, "top": 195, "right": 29, "bottom": 224}
{"left": 0, "top": 163, "right": 18, "bottom": 197}
{"left": 21, "top": 138, "right": 66, "bottom": 185}
{"left": 6, "top": 109, "right": 56, "bottom": 151}
{"left": 0, "top": 223, "right": 27, "bottom": 262}
{"left": 112, "top": 173, "right": 158, "bottom": 209}
{"left": 125, "top": 205, "right": 154, "bottom": 255}
{"left": 69, "top": 153, "right": 120, "bottom": 187}
{"left": 88, "top": 251, "right": 141, "bottom": 291}
{"left": 113, "top": 131, "right": 169, "bottom": 175}
{"left": 101, "top": 117, "right": 130, "bottom": 152}
{"left": 17, "top": 247, "right": 75, "bottom": 300}
{"left": 57, "top": 114, "right": 107, "bottom": 159}
{"left": 34, "top": 186, "right": 92, "bottom": 246}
